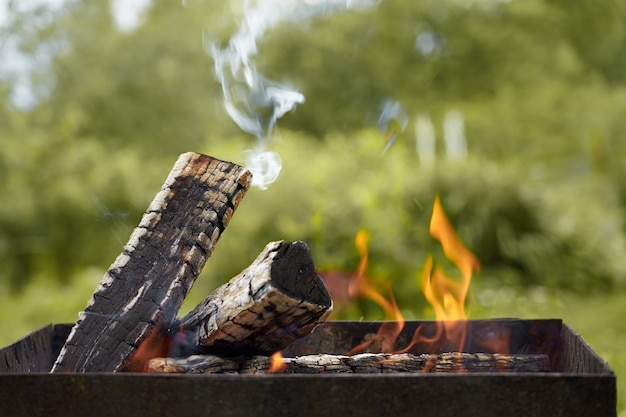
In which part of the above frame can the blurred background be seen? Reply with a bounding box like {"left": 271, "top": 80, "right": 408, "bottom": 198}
{"left": 0, "top": 0, "right": 625, "bottom": 412}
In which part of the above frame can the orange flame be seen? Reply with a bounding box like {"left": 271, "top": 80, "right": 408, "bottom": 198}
{"left": 422, "top": 196, "right": 480, "bottom": 344}
{"left": 424, "top": 195, "right": 480, "bottom": 321}
{"left": 399, "top": 196, "right": 481, "bottom": 357}
{"left": 349, "top": 230, "right": 402, "bottom": 321}
{"left": 346, "top": 230, "right": 404, "bottom": 354}
{"left": 124, "top": 324, "right": 188, "bottom": 373}
{"left": 334, "top": 196, "right": 494, "bottom": 360}
{"left": 269, "top": 352, "right": 287, "bottom": 373}
{"left": 123, "top": 324, "right": 170, "bottom": 372}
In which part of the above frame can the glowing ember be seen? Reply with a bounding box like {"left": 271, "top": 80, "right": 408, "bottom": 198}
{"left": 124, "top": 324, "right": 170, "bottom": 373}
{"left": 269, "top": 351, "right": 287, "bottom": 373}
{"left": 125, "top": 324, "right": 189, "bottom": 373}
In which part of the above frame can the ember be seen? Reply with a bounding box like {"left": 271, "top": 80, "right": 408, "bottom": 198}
{"left": 268, "top": 352, "right": 287, "bottom": 373}
{"left": 122, "top": 322, "right": 170, "bottom": 373}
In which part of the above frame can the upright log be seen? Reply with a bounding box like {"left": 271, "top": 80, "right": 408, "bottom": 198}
{"left": 180, "top": 241, "right": 333, "bottom": 356}
{"left": 51, "top": 153, "right": 251, "bottom": 372}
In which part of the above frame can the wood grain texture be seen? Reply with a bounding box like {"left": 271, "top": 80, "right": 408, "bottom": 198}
{"left": 146, "top": 352, "right": 551, "bottom": 374}
{"left": 180, "top": 240, "right": 333, "bottom": 356}
{"left": 51, "top": 153, "right": 251, "bottom": 372}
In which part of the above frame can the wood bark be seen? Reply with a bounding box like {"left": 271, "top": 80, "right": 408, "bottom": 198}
{"left": 51, "top": 153, "right": 251, "bottom": 373}
{"left": 147, "top": 352, "right": 551, "bottom": 374}
{"left": 179, "top": 240, "right": 333, "bottom": 356}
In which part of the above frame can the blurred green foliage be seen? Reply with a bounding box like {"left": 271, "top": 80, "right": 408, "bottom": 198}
{"left": 1, "top": 1, "right": 626, "bottom": 410}
{"left": 0, "top": 0, "right": 625, "bottom": 311}
{"left": 1, "top": 0, "right": 624, "bottom": 294}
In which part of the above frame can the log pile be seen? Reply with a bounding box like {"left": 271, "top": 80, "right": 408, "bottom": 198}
{"left": 49, "top": 152, "right": 554, "bottom": 376}
{"left": 51, "top": 152, "right": 332, "bottom": 373}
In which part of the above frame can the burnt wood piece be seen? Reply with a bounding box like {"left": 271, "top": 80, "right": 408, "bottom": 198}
{"left": 148, "top": 355, "right": 240, "bottom": 374}
{"left": 146, "top": 352, "right": 551, "bottom": 374}
{"left": 180, "top": 241, "right": 333, "bottom": 356}
{"left": 51, "top": 153, "right": 251, "bottom": 373}
{"left": 0, "top": 325, "right": 54, "bottom": 373}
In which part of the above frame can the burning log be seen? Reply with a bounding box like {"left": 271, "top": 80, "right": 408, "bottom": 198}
{"left": 52, "top": 153, "right": 251, "bottom": 373}
{"left": 179, "top": 240, "right": 333, "bottom": 356}
{"left": 146, "top": 352, "right": 551, "bottom": 374}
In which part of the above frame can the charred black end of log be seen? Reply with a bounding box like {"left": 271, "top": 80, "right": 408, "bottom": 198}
{"left": 270, "top": 241, "right": 332, "bottom": 310}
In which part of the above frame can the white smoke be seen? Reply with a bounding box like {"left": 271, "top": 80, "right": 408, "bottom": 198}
{"left": 209, "top": 0, "right": 381, "bottom": 189}
{"left": 377, "top": 99, "right": 408, "bottom": 154}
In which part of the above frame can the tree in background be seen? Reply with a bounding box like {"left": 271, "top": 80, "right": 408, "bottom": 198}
{"left": 1, "top": 0, "right": 626, "bottom": 296}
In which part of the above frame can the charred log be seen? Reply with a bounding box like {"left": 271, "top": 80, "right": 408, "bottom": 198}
{"left": 179, "top": 240, "right": 333, "bottom": 356}
{"left": 147, "top": 352, "right": 551, "bottom": 374}
{"left": 52, "top": 153, "right": 251, "bottom": 373}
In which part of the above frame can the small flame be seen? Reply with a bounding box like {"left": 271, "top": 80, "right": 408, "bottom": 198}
{"left": 327, "top": 197, "right": 489, "bottom": 357}
{"left": 347, "top": 230, "right": 404, "bottom": 354}
{"left": 269, "top": 351, "right": 287, "bottom": 373}
{"left": 401, "top": 196, "right": 481, "bottom": 355}
{"left": 348, "top": 230, "right": 396, "bottom": 315}
{"left": 421, "top": 195, "right": 480, "bottom": 322}
{"left": 124, "top": 324, "right": 190, "bottom": 373}
{"left": 123, "top": 324, "right": 170, "bottom": 373}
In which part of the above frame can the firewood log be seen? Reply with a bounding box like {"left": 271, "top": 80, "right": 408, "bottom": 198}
{"left": 148, "top": 354, "right": 240, "bottom": 374}
{"left": 52, "top": 153, "right": 251, "bottom": 373}
{"left": 146, "top": 352, "right": 551, "bottom": 374}
{"left": 179, "top": 240, "right": 333, "bottom": 356}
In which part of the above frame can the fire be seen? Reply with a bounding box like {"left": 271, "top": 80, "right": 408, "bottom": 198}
{"left": 346, "top": 230, "right": 404, "bottom": 354}
{"left": 402, "top": 195, "right": 481, "bottom": 355}
{"left": 123, "top": 324, "right": 170, "bottom": 373}
{"left": 349, "top": 230, "right": 402, "bottom": 322}
{"left": 423, "top": 195, "right": 480, "bottom": 322}
{"left": 124, "top": 324, "right": 189, "bottom": 373}
{"left": 328, "top": 196, "right": 492, "bottom": 359}
{"left": 269, "top": 351, "right": 287, "bottom": 373}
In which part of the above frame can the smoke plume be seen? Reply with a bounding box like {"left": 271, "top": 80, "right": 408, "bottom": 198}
{"left": 209, "top": 0, "right": 381, "bottom": 188}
